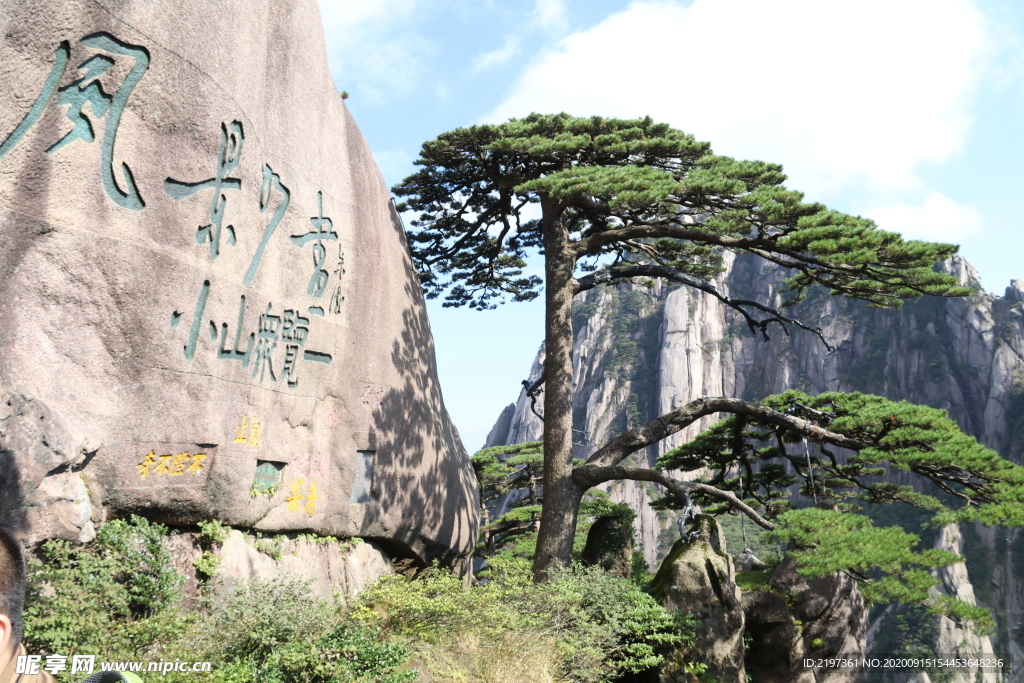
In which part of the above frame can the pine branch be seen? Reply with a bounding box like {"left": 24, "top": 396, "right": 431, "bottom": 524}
{"left": 574, "top": 263, "right": 833, "bottom": 348}
{"left": 572, "top": 465, "right": 777, "bottom": 531}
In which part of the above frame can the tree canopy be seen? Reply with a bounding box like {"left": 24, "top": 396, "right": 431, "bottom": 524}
{"left": 396, "top": 113, "right": 968, "bottom": 335}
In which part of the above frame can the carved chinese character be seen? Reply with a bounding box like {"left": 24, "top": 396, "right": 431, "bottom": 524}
{"left": 234, "top": 415, "right": 249, "bottom": 443}
{"left": 186, "top": 453, "right": 207, "bottom": 475}
{"left": 164, "top": 121, "right": 244, "bottom": 259}
{"left": 286, "top": 478, "right": 305, "bottom": 511}
{"left": 290, "top": 192, "right": 337, "bottom": 298}
{"left": 280, "top": 309, "right": 332, "bottom": 389}
{"left": 137, "top": 450, "right": 159, "bottom": 477}
{"left": 251, "top": 305, "right": 281, "bottom": 383}
{"left": 243, "top": 165, "right": 290, "bottom": 286}
{"left": 281, "top": 309, "right": 309, "bottom": 388}
{"left": 168, "top": 452, "right": 191, "bottom": 475}
{"left": 153, "top": 454, "right": 173, "bottom": 475}
{"left": 305, "top": 483, "right": 318, "bottom": 515}
{"left": 329, "top": 245, "right": 345, "bottom": 314}
{"left": 0, "top": 34, "right": 150, "bottom": 210}
{"left": 248, "top": 422, "right": 261, "bottom": 448}
{"left": 234, "top": 415, "right": 261, "bottom": 446}
{"left": 218, "top": 295, "right": 255, "bottom": 366}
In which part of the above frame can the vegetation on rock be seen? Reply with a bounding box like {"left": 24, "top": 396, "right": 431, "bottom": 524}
{"left": 22, "top": 516, "right": 692, "bottom": 683}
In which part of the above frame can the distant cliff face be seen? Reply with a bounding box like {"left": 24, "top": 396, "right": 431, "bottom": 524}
{"left": 485, "top": 254, "right": 1024, "bottom": 568}
{"left": 0, "top": 0, "right": 478, "bottom": 570}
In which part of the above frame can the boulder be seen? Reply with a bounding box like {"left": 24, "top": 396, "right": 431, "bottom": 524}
{"left": 736, "top": 549, "right": 769, "bottom": 572}
{"left": 0, "top": 0, "right": 477, "bottom": 570}
{"left": 652, "top": 518, "right": 746, "bottom": 682}
{"left": 580, "top": 514, "right": 634, "bottom": 578}
{"left": 164, "top": 529, "right": 393, "bottom": 604}
{"left": 743, "top": 556, "right": 868, "bottom": 683}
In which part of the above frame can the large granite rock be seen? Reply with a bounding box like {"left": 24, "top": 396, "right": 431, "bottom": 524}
{"left": 580, "top": 514, "right": 634, "bottom": 578}
{"left": 652, "top": 518, "right": 746, "bottom": 683}
{"left": 0, "top": 0, "right": 478, "bottom": 570}
{"left": 928, "top": 525, "right": 1000, "bottom": 683}
{"left": 742, "top": 556, "right": 868, "bottom": 683}
{"left": 164, "top": 529, "right": 393, "bottom": 604}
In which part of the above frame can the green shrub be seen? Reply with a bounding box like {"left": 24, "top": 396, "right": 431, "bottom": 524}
{"left": 188, "top": 578, "right": 415, "bottom": 683}
{"left": 198, "top": 519, "right": 228, "bottom": 546}
{"left": 194, "top": 551, "right": 221, "bottom": 579}
{"left": 254, "top": 538, "right": 284, "bottom": 561}
{"left": 23, "top": 515, "right": 186, "bottom": 660}
{"left": 353, "top": 557, "right": 690, "bottom": 682}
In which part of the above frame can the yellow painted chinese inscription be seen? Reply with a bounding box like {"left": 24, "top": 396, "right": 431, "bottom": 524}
{"left": 137, "top": 450, "right": 207, "bottom": 478}
{"left": 234, "top": 415, "right": 261, "bottom": 447}
{"left": 285, "top": 478, "right": 318, "bottom": 516}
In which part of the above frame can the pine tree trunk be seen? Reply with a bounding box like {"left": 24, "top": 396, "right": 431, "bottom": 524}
{"left": 533, "top": 209, "right": 585, "bottom": 581}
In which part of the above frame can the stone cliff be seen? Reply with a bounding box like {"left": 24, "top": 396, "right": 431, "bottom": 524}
{"left": 0, "top": 0, "right": 478, "bottom": 571}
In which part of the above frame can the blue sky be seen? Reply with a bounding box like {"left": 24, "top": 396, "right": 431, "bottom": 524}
{"left": 318, "top": 0, "right": 1024, "bottom": 453}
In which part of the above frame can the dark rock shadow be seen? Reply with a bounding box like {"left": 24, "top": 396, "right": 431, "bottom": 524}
{"left": 358, "top": 205, "right": 479, "bottom": 572}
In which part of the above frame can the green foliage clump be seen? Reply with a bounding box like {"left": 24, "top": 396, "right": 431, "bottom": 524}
{"left": 24, "top": 515, "right": 187, "bottom": 660}
{"left": 254, "top": 538, "right": 283, "bottom": 561}
{"left": 473, "top": 442, "right": 630, "bottom": 565}
{"left": 198, "top": 519, "right": 228, "bottom": 546}
{"left": 183, "top": 578, "right": 416, "bottom": 683}
{"left": 354, "top": 557, "right": 690, "bottom": 682}
{"left": 396, "top": 112, "right": 967, "bottom": 312}
{"left": 24, "top": 521, "right": 417, "bottom": 683}
{"left": 769, "top": 508, "right": 993, "bottom": 631}
{"left": 194, "top": 552, "right": 221, "bottom": 579}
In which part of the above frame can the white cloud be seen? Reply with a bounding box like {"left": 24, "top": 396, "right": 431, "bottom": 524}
{"left": 470, "top": 0, "right": 569, "bottom": 74}
{"left": 317, "top": 0, "right": 431, "bottom": 103}
{"left": 485, "top": 0, "right": 992, "bottom": 203}
{"left": 532, "top": 0, "right": 568, "bottom": 28}
{"left": 472, "top": 35, "right": 522, "bottom": 73}
{"left": 864, "top": 192, "right": 983, "bottom": 243}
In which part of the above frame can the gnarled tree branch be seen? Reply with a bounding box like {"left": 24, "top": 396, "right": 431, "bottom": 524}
{"left": 584, "top": 396, "right": 869, "bottom": 469}
{"left": 572, "top": 464, "right": 777, "bottom": 531}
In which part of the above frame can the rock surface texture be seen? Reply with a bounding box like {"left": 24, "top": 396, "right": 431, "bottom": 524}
{"left": 929, "top": 525, "right": 1000, "bottom": 683}
{"left": 653, "top": 519, "right": 746, "bottom": 683}
{"left": 164, "top": 530, "right": 393, "bottom": 603}
{"left": 743, "top": 557, "right": 868, "bottom": 683}
{"left": 579, "top": 514, "right": 634, "bottom": 578}
{"left": 0, "top": 0, "right": 478, "bottom": 569}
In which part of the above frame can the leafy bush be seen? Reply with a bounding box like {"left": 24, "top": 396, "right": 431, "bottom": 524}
{"left": 24, "top": 515, "right": 187, "bottom": 659}
{"left": 23, "top": 517, "right": 687, "bottom": 683}
{"left": 194, "top": 551, "right": 221, "bottom": 579}
{"left": 183, "top": 578, "right": 416, "bottom": 683}
{"left": 198, "top": 519, "right": 228, "bottom": 546}
{"left": 353, "top": 557, "right": 690, "bottom": 682}
{"left": 255, "top": 538, "right": 284, "bottom": 561}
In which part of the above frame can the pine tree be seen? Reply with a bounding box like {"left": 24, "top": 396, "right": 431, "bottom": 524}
{"left": 395, "top": 113, "right": 986, "bottom": 582}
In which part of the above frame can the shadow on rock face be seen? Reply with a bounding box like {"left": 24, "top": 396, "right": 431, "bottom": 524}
{"left": 353, "top": 206, "right": 479, "bottom": 573}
